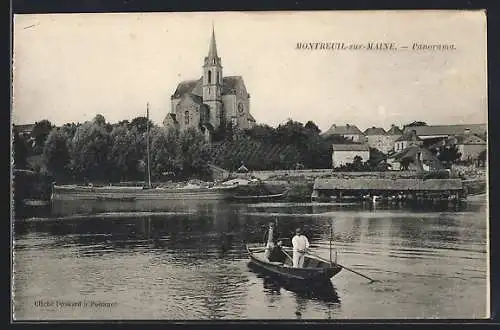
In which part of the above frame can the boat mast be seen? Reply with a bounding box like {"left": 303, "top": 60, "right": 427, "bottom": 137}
{"left": 146, "top": 102, "right": 152, "bottom": 189}
{"left": 329, "top": 222, "right": 333, "bottom": 265}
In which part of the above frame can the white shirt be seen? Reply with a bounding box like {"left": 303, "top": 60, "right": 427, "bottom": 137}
{"left": 292, "top": 234, "right": 309, "bottom": 252}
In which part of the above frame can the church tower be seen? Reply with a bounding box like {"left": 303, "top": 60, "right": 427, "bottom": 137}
{"left": 202, "top": 27, "right": 223, "bottom": 129}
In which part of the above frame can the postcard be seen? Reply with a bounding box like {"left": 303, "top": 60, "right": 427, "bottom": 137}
{"left": 11, "top": 10, "right": 488, "bottom": 320}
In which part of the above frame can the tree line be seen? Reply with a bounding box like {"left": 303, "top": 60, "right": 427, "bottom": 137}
{"left": 13, "top": 116, "right": 354, "bottom": 183}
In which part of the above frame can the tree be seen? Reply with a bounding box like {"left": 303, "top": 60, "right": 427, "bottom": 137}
{"left": 437, "top": 145, "right": 462, "bottom": 168}
{"left": 400, "top": 157, "right": 412, "bottom": 171}
{"left": 245, "top": 124, "right": 276, "bottom": 142}
{"left": 93, "top": 114, "right": 106, "bottom": 127}
{"left": 304, "top": 121, "right": 321, "bottom": 135}
{"left": 43, "top": 128, "right": 71, "bottom": 181}
{"left": 31, "top": 119, "right": 54, "bottom": 153}
{"left": 478, "top": 149, "right": 486, "bottom": 167}
{"left": 13, "top": 128, "right": 28, "bottom": 169}
{"left": 129, "top": 116, "right": 154, "bottom": 134}
{"left": 70, "top": 120, "right": 111, "bottom": 181}
{"left": 177, "top": 128, "right": 212, "bottom": 178}
{"left": 108, "top": 125, "right": 145, "bottom": 181}
{"left": 150, "top": 126, "right": 182, "bottom": 179}
{"left": 352, "top": 155, "right": 364, "bottom": 171}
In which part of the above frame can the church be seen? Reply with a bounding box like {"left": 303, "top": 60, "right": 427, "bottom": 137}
{"left": 164, "top": 28, "right": 255, "bottom": 141}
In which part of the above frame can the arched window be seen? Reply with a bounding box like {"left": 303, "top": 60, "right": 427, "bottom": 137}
{"left": 208, "top": 70, "right": 212, "bottom": 84}
{"left": 217, "top": 72, "right": 220, "bottom": 84}
{"left": 185, "top": 111, "right": 190, "bottom": 125}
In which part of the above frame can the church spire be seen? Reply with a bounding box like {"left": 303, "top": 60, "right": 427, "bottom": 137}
{"left": 207, "top": 24, "right": 218, "bottom": 60}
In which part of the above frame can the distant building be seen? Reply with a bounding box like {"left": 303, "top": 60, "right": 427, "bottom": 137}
{"left": 429, "top": 134, "right": 487, "bottom": 162}
{"left": 322, "top": 124, "right": 365, "bottom": 142}
{"left": 387, "top": 145, "right": 442, "bottom": 172}
{"left": 13, "top": 124, "right": 35, "bottom": 138}
{"left": 331, "top": 144, "right": 370, "bottom": 168}
{"left": 363, "top": 126, "right": 395, "bottom": 154}
{"left": 402, "top": 124, "right": 486, "bottom": 140}
{"left": 164, "top": 27, "right": 255, "bottom": 141}
{"left": 386, "top": 124, "right": 403, "bottom": 136}
{"left": 394, "top": 130, "right": 423, "bottom": 152}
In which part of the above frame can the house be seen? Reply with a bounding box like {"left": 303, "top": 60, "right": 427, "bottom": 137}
{"left": 394, "top": 130, "right": 423, "bottom": 152}
{"left": 427, "top": 133, "right": 487, "bottom": 162}
{"left": 402, "top": 124, "right": 486, "bottom": 140}
{"left": 387, "top": 146, "right": 442, "bottom": 172}
{"left": 447, "top": 134, "right": 486, "bottom": 161}
{"left": 322, "top": 124, "right": 365, "bottom": 142}
{"left": 363, "top": 126, "right": 396, "bottom": 154}
{"left": 331, "top": 144, "right": 370, "bottom": 168}
{"left": 13, "top": 124, "right": 35, "bottom": 138}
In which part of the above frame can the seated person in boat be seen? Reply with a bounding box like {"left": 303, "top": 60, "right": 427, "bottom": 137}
{"left": 264, "top": 222, "right": 279, "bottom": 259}
{"left": 268, "top": 240, "right": 287, "bottom": 263}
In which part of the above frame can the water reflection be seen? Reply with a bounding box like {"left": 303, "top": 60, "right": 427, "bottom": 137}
{"left": 13, "top": 197, "right": 488, "bottom": 319}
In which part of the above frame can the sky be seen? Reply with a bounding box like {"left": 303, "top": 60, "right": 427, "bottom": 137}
{"left": 12, "top": 11, "right": 487, "bottom": 132}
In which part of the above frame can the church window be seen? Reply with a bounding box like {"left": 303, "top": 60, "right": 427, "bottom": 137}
{"left": 185, "top": 111, "right": 190, "bottom": 125}
{"left": 217, "top": 72, "right": 220, "bottom": 84}
{"left": 208, "top": 70, "right": 212, "bottom": 84}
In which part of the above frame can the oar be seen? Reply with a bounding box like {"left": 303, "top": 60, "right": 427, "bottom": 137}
{"left": 306, "top": 251, "right": 376, "bottom": 283}
{"left": 281, "top": 249, "right": 294, "bottom": 264}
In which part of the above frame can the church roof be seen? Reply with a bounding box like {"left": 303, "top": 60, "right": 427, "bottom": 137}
{"left": 172, "top": 76, "right": 246, "bottom": 99}
{"left": 172, "top": 79, "right": 202, "bottom": 99}
{"left": 185, "top": 93, "right": 203, "bottom": 104}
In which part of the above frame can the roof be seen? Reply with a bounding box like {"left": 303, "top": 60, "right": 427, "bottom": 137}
{"left": 172, "top": 79, "right": 202, "bottom": 99}
{"left": 395, "top": 131, "right": 423, "bottom": 142}
{"left": 14, "top": 124, "right": 35, "bottom": 133}
{"left": 364, "top": 127, "right": 387, "bottom": 135}
{"left": 172, "top": 76, "right": 246, "bottom": 99}
{"left": 322, "top": 124, "right": 364, "bottom": 136}
{"left": 313, "top": 178, "right": 463, "bottom": 191}
{"left": 386, "top": 125, "right": 403, "bottom": 135}
{"left": 331, "top": 144, "right": 370, "bottom": 151}
{"left": 403, "top": 124, "right": 487, "bottom": 137}
{"left": 185, "top": 93, "right": 203, "bottom": 104}
{"left": 452, "top": 134, "right": 486, "bottom": 145}
{"left": 248, "top": 114, "right": 256, "bottom": 122}
{"left": 389, "top": 146, "right": 439, "bottom": 163}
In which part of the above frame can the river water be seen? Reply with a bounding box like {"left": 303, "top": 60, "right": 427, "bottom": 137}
{"left": 13, "top": 196, "right": 488, "bottom": 320}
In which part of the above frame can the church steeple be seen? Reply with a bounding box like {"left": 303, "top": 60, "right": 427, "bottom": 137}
{"left": 204, "top": 25, "right": 221, "bottom": 67}
{"left": 202, "top": 25, "right": 223, "bottom": 129}
{"left": 207, "top": 26, "right": 218, "bottom": 60}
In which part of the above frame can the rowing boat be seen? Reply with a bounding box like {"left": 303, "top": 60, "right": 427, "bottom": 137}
{"left": 246, "top": 244, "right": 342, "bottom": 283}
{"left": 229, "top": 191, "right": 288, "bottom": 202}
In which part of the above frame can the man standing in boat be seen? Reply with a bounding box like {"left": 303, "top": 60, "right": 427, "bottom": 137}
{"left": 292, "top": 227, "right": 310, "bottom": 268}
{"left": 264, "top": 221, "right": 279, "bottom": 260}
